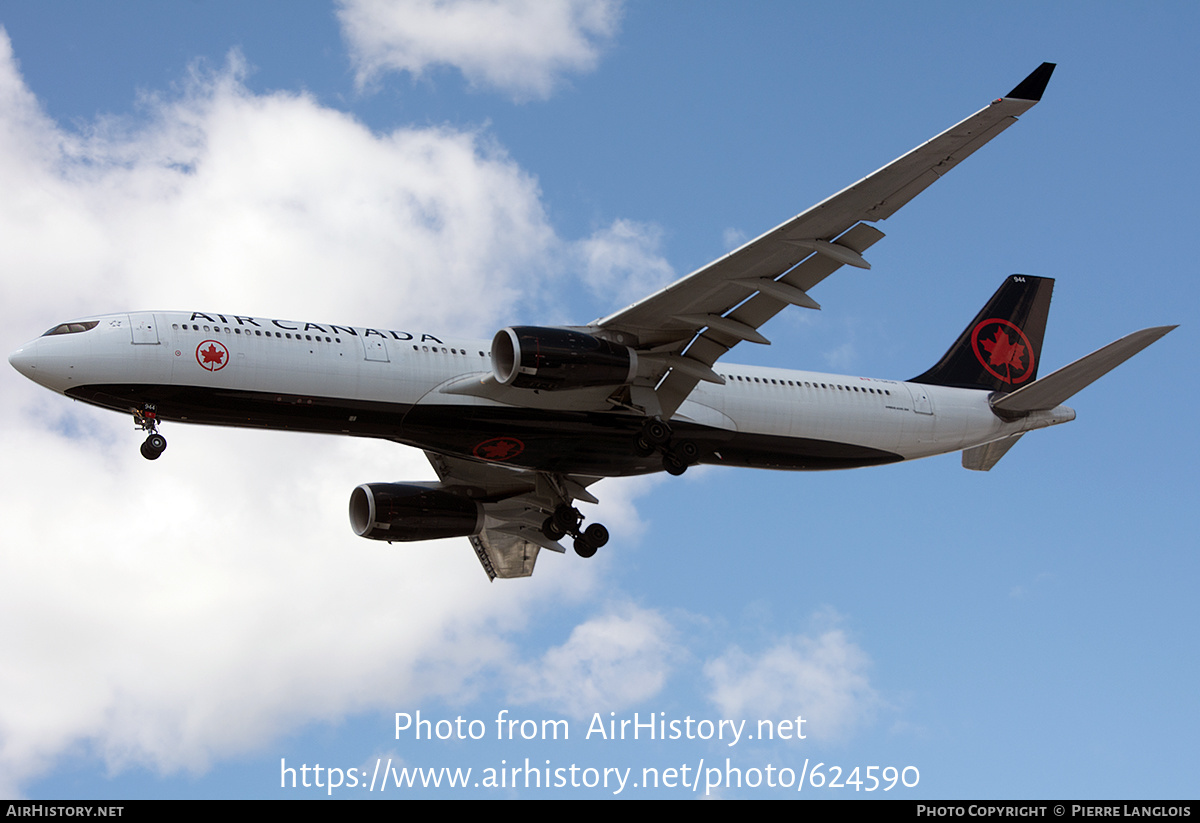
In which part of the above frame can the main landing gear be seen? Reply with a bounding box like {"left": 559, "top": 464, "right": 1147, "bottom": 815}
{"left": 541, "top": 504, "right": 609, "bottom": 558}
{"left": 133, "top": 405, "right": 167, "bottom": 461}
{"left": 635, "top": 417, "right": 698, "bottom": 476}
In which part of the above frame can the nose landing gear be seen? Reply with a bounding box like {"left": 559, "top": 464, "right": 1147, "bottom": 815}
{"left": 140, "top": 433, "right": 167, "bottom": 460}
{"left": 133, "top": 405, "right": 167, "bottom": 461}
{"left": 541, "top": 504, "right": 610, "bottom": 558}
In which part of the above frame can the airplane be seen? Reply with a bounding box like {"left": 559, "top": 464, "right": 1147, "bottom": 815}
{"left": 8, "top": 63, "right": 1176, "bottom": 580}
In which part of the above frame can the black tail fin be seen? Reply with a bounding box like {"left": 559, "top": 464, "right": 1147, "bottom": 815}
{"left": 911, "top": 275, "right": 1054, "bottom": 391}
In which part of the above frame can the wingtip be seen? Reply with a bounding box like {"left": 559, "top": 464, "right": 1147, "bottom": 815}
{"left": 1005, "top": 62, "right": 1056, "bottom": 101}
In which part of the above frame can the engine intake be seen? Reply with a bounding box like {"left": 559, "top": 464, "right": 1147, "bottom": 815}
{"left": 492, "top": 326, "right": 635, "bottom": 391}
{"left": 350, "top": 483, "right": 483, "bottom": 542}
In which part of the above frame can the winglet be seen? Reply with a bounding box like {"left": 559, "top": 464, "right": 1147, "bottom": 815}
{"left": 1005, "top": 62, "right": 1056, "bottom": 101}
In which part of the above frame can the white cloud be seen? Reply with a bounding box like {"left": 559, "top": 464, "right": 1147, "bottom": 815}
{"left": 507, "top": 605, "right": 678, "bottom": 719}
{"left": 577, "top": 219, "right": 675, "bottom": 315}
{"left": 337, "top": 0, "right": 622, "bottom": 99}
{"left": 0, "top": 49, "right": 557, "bottom": 331}
{"left": 0, "top": 31, "right": 625, "bottom": 794}
{"left": 704, "top": 622, "right": 878, "bottom": 743}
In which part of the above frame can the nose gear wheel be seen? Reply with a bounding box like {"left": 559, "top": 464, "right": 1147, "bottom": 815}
{"left": 133, "top": 404, "right": 167, "bottom": 461}
{"left": 140, "top": 433, "right": 167, "bottom": 460}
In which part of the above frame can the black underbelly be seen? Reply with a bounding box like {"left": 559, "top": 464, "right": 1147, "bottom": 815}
{"left": 66, "top": 384, "right": 902, "bottom": 474}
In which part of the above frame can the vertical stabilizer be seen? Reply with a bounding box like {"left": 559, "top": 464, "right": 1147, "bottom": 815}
{"left": 912, "top": 275, "right": 1054, "bottom": 391}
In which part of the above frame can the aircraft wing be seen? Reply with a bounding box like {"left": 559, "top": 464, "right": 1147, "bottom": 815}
{"left": 595, "top": 63, "right": 1056, "bottom": 418}
{"left": 424, "top": 451, "right": 601, "bottom": 580}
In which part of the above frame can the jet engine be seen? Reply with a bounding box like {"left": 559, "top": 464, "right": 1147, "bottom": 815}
{"left": 349, "top": 483, "right": 483, "bottom": 542}
{"left": 491, "top": 326, "right": 635, "bottom": 391}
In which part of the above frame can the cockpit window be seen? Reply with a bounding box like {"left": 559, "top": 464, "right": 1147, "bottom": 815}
{"left": 42, "top": 321, "right": 99, "bottom": 337}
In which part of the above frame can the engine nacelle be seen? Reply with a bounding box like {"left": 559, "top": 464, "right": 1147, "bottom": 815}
{"left": 491, "top": 326, "right": 635, "bottom": 391}
{"left": 349, "top": 483, "right": 483, "bottom": 542}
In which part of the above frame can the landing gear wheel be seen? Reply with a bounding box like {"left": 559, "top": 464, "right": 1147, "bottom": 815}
{"left": 634, "top": 435, "right": 656, "bottom": 457}
{"left": 551, "top": 504, "right": 581, "bottom": 534}
{"left": 583, "top": 523, "right": 609, "bottom": 548}
{"left": 541, "top": 517, "right": 566, "bottom": 541}
{"left": 134, "top": 404, "right": 166, "bottom": 461}
{"left": 663, "top": 453, "right": 687, "bottom": 476}
{"left": 140, "top": 433, "right": 167, "bottom": 461}
{"left": 549, "top": 503, "right": 607, "bottom": 558}
{"left": 673, "top": 439, "right": 699, "bottom": 463}
{"left": 643, "top": 418, "right": 672, "bottom": 446}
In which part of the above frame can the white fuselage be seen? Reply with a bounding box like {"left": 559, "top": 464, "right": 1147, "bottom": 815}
{"left": 9, "top": 310, "right": 1075, "bottom": 474}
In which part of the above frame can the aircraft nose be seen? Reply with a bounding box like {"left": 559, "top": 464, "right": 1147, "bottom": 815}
{"left": 8, "top": 345, "right": 36, "bottom": 379}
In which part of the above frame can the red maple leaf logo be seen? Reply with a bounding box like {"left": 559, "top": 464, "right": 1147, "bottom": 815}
{"left": 200, "top": 344, "right": 225, "bottom": 365}
{"left": 474, "top": 437, "right": 524, "bottom": 461}
{"left": 971, "top": 319, "right": 1034, "bottom": 385}
{"left": 196, "top": 340, "right": 229, "bottom": 371}
{"left": 480, "top": 441, "right": 517, "bottom": 459}
{"left": 980, "top": 329, "right": 1026, "bottom": 376}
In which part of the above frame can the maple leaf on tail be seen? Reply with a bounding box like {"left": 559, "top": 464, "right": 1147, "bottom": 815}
{"left": 981, "top": 330, "right": 1026, "bottom": 380}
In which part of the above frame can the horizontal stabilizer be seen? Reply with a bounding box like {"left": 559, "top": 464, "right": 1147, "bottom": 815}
{"left": 962, "top": 434, "right": 1024, "bottom": 471}
{"left": 992, "top": 326, "right": 1176, "bottom": 414}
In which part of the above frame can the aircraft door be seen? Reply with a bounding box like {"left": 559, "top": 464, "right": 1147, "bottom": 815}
{"left": 362, "top": 336, "right": 390, "bottom": 362}
{"left": 905, "top": 383, "right": 933, "bottom": 415}
{"left": 129, "top": 313, "right": 160, "bottom": 344}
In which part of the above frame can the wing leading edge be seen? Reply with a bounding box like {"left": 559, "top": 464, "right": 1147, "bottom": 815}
{"left": 595, "top": 63, "right": 1056, "bottom": 418}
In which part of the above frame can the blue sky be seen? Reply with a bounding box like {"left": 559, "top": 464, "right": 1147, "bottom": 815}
{"left": 1, "top": 1, "right": 1196, "bottom": 799}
